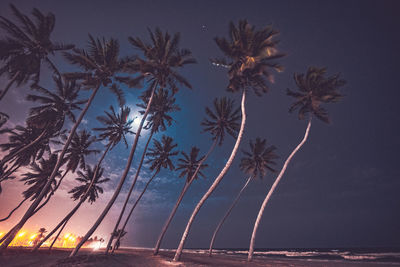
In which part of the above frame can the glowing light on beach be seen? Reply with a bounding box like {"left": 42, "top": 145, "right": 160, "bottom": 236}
{"left": 30, "top": 234, "right": 37, "bottom": 240}
{"left": 0, "top": 232, "right": 3, "bottom": 237}
{"left": 17, "top": 232, "right": 26, "bottom": 238}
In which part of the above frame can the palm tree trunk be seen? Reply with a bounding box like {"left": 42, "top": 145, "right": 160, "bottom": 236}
{"left": 0, "top": 83, "right": 101, "bottom": 251}
{"left": 111, "top": 170, "right": 159, "bottom": 254}
{"left": 31, "top": 142, "right": 112, "bottom": 252}
{"left": 0, "top": 129, "right": 47, "bottom": 168}
{"left": 0, "top": 72, "right": 20, "bottom": 101}
{"left": 173, "top": 90, "right": 247, "bottom": 262}
{"left": 105, "top": 131, "right": 154, "bottom": 254}
{"left": 247, "top": 117, "right": 312, "bottom": 261}
{"left": 49, "top": 220, "right": 67, "bottom": 250}
{"left": 209, "top": 176, "right": 252, "bottom": 256}
{"left": 69, "top": 83, "right": 157, "bottom": 257}
{"left": 0, "top": 197, "right": 28, "bottom": 222}
{"left": 153, "top": 139, "right": 218, "bottom": 255}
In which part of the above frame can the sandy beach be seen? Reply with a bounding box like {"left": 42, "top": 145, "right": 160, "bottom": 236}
{"left": 1, "top": 247, "right": 399, "bottom": 267}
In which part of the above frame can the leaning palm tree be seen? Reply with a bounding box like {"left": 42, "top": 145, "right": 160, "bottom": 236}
{"left": 174, "top": 20, "right": 284, "bottom": 261}
{"left": 32, "top": 106, "right": 132, "bottom": 252}
{"left": 111, "top": 135, "right": 178, "bottom": 253}
{"left": 247, "top": 67, "right": 345, "bottom": 260}
{"left": 0, "top": 4, "right": 73, "bottom": 101}
{"left": 0, "top": 36, "right": 124, "bottom": 250}
{"left": 0, "top": 76, "right": 83, "bottom": 169}
{"left": 71, "top": 28, "right": 195, "bottom": 257}
{"left": 105, "top": 89, "right": 179, "bottom": 254}
{"left": 154, "top": 97, "right": 240, "bottom": 255}
{"left": 209, "top": 138, "right": 278, "bottom": 256}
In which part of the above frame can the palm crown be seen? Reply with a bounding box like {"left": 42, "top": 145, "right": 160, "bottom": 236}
{"left": 93, "top": 106, "right": 134, "bottom": 149}
{"left": 124, "top": 28, "right": 196, "bottom": 93}
{"left": 137, "top": 88, "right": 180, "bottom": 133}
{"left": 212, "top": 20, "right": 284, "bottom": 95}
{"left": 146, "top": 135, "right": 178, "bottom": 173}
{"left": 176, "top": 147, "right": 208, "bottom": 183}
{"left": 20, "top": 154, "right": 61, "bottom": 200}
{"left": 287, "top": 67, "right": 345, "bottom": 123}
{"left": 0, "top": 4, "right": 73, "bottom": 84}
{"left": 240, "top": 138, "right": 278, "bottom": 178}
{"left": 201, "top": 97, "right": 241, "bottom": 145}
{"left": 68, "top": 165, "right": 109, "bottom": 204}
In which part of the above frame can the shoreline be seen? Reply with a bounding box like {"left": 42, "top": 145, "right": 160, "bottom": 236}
{"left": 1, "top": 247, "right": 399, "bottom": 267}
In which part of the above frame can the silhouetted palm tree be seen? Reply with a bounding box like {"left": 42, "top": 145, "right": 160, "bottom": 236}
{"left": 0, "top": 76, "right": 83, "bottom": 170}
{"left": 111, "top": 229, "right": 126, "bottom": 252}
{"left": 32, "top": 228, "right": 47, "bottom": 246}
{"left": 105, "top": 89, "right": 179, "bottom": 253}
{"left": 248, "top": 67, "right": 345, "bottom": 260}
{"left": 75, "top": 28, "right": 194, "bottom": 257}
{"left": 209, "top": 138, "right": 278, "bottom": 256}
{"left": 174, "top": 20, "right": 284, "bottom": 261}
{"left": 154, "top": 97, "right": 240, "bottom": 254}
{"left": 0, "top": 4, "right": 73, "bottom": 101}
{"left": 0, "top": 36, "right": 124, "bottom": 251}
{"left": 111, "top": 135, "right": 178, "bottom": 253}
{"left": 33, "top": 106, "right": 131, "bottom": 252}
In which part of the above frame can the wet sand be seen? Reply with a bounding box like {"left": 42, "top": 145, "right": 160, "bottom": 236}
{"left": 0, "top": 247, "right": 398, "bottom": 267}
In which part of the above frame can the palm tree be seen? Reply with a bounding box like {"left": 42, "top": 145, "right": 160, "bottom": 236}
{"left": 0, "top": 76, "right": 83, "bottom": 169}
{"left": 71, "top": 28, "right": 195, "bottom": 257}
{"left": 32, "top": 228, "right": 46, "bottom": 246}
{"left": 32, "top": 106, "right": 132, "bottom": 252}
{"left": 111, "top": 135, "right": 178, "bottom": 253}
{"left": 209, "top": 138, "right": 278, "bottom": 256}
{"left": 154, "top": 97, "right": 240, "bottom": 255}
{"left": 174, "top": 20, "right": 284, "bottom": 260}
{"left": 105, "top": 89, "right": 179, "bottom": 254}
{"left": 247, "top": 67, "right": 345, "bottom": 260}
{"left": 112, "top": 229, "right": 127, "bottom": 252}
{"left": 0, "top": 4, "right": 73, "bottom": 101}
{"left": 0, "top": 36, "right": 124, "bottom": 250}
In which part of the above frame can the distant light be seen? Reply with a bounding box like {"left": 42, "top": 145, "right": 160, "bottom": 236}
{"left": 30, "top": 234, "right": 37, "bottom": 240}
{"left": 17, "top": 232, "right": 25, "bottom": 238}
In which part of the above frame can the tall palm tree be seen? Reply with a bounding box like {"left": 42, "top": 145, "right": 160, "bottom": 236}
{"left": 105, "top": 89, "right": 179, "bottom": 254}
{"left": 154, "top": 97, "right": 240, "bottom": 255}
{"left": 111, "top": 135, "right": 178, "bottom": 253}
{"left": 209, "top": 138, "right": 278, "bottom": 256}
{"left": 174, "top": 20, "right": 284, "bottom": 260}
{"left": 0, "top": 36, "right": 124, "bottom": 251}
{"left": 153, "top": 147, "right": 208, "bottom": 254}
{"left": 247, "top": 67, "right": 345, "bottom": 260}
{"left": 0, "top": 4, "right": 74, "bottom": 101}
{"left": 0, "top": 76, "right": 84, "bottom": 169}
{"left": 32, "top": 106, "right": 132, "bottom": 252}
{"left": 71, "top": 28, "right": 195, "bottom": 257}
{"left": 32, "top": 228, "right": 46, "bottom": 246}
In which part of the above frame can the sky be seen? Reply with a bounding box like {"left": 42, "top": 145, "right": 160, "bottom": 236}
{"left": 0, "top": 0, "right": 399, "bottom": 250}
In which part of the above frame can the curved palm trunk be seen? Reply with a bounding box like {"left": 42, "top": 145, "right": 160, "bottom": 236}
{"left": 32, "top": 142, "right": 112, "bottom": 252}
{"left": 173, "top": 90, "right": 247, "bottom": 261}
{"left": 111, "top": 170, "right": 159, "bottom": 254}
{"left": 0, "top": 197, "right": 28, "bottom": 222}
{"left": 153, "top": 139, "right": 218, "bottom": 255}
{"left": 209, "top": 176, "right": 252, "bottom": 256}
{"left": 0, "top": 72, "right": 20, "bottom": 101}
{"left": 0, "top": 84, "right": 101, "bottom": 251}
{"left": 48, "top": 220, "right": 67, "bottom": 250}
{"left": 0, "top": 129, "right": 47, "bottom": 168}
{"left": 69, "top": 84, "right": 157, "bottom": 257}
{"left": 105, "top": 131, "right": 154, "bottom": 254}
{"left": 247, "top": 117, "right": 312, "bottom": 261}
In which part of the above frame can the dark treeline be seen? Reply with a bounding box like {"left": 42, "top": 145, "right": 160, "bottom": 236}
{"left": 0, "top": 4, "right": 345, "bottom": 262}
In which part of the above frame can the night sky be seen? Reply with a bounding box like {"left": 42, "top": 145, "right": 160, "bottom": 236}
{"left": 0, "top": 0, "right": 399, "bottom": 250}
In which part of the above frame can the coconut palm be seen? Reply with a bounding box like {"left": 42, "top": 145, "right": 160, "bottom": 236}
{"left": 0, "top": 76, "right": 83, "bottom": 169}
{"left": 0, "top": 4, "right": 73, "bottom": 101}
{"left": 71, "top": 28, "right": 195, "bottom": 257}
{"left": 174, "top": 20, "right": 283, "bottom": 261}
{"left": 247, "top": 67, "right": 345, "bottom": 260}
{"left": 112, "top": 229, "right": 127, "bottom": 252}
{"left": 0, "top": 36, "right": 124, "bottom": 251}
{"left": 32, "top": 106, "right": 132, "bottom": 252}
{"left": 111, "top": 135, "right": 178, "bottom": 253}
{"left": 105, "top": 89, "right": 179, "bottom": 254}
{"left": 209, "top": 138, "right": 278, "bottom": 256}
{"left": 154, "top": 97, "right": 240, "bottom": 254}
{"left": 32, "top": 228, "right": 47, "bottom": 246}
